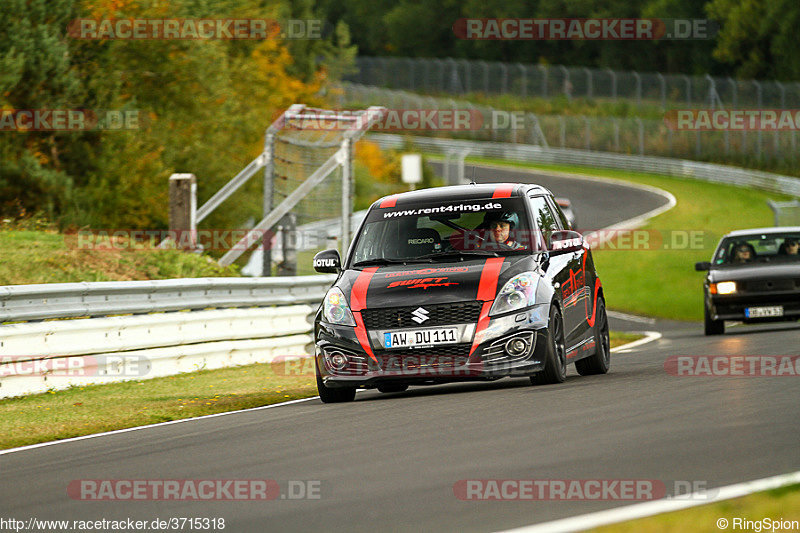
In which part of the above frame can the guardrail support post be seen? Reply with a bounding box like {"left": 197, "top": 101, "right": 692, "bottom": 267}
{"left": 169, "top": 173, "right": 197, "bottom": 250}
{"left": 341, "top": 137, "right": 353, "bottom": 255}
{"left": 276, "top": 213, "right": 297, "bottom": 276}
{"left": 262, "top": 131, "right": 276, "bottom": 276}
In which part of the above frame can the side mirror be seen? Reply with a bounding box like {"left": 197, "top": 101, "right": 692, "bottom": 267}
{"left": 694, "top": 261, "right": 711, "bottom": 271}
{"left": 549, "top": 230, "right": 584, "bottom": 254}
{"left": 313, "top": 249, "right": 341, "bottom": 273}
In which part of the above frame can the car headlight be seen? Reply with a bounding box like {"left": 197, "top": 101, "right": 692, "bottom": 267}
{"left": 489, "top": 272, "right": 539, "bottom": 316}
{"left": 711, "top": 281, "right": 736, "bottom": 295}
{"left": 322, "top": 287, "right": 356, "bottom": 326}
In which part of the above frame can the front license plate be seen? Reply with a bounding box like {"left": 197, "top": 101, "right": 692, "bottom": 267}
{"left": 745, "top": 306, "right": 784, "bottom": 318}
{"left": 383, "top": 327, "right": 458, "bottom": 349}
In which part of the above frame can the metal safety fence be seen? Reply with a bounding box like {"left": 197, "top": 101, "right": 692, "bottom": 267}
{"left": 350, "top": 56, "right": 800, "bottom": 111}
{"left": 339, "top": 83, "right": 800, "bottom": 165}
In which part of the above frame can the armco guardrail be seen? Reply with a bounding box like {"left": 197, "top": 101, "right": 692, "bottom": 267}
{"left": 369, "top": 133, "right": 800, "bottom": 198}
{"left": 0, "top": 276, "right": 336, "bottom": 398}
{"left": 0, "top": 275, "right": 336, "bottom": 322}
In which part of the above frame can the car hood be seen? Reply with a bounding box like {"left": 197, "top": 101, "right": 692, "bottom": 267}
{"left": 709, "top": 262, "right": 800, "bottom": 283}
{"left": 337, "top": 255, "right": 535, "bottom": 309}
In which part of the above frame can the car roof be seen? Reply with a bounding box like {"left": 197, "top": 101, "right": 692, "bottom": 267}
{"left": 373, "top": 183, "right": 552, "bottom": 208}
{"left": 723, "top": 226, "right": 800, "bottom": 238}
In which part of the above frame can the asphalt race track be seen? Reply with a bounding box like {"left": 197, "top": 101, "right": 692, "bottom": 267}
{"left": 2, "top": 167, "right": 798, "bottom": 532}
{"left": 428, "top": 161, "right": 668, "bottom": 231}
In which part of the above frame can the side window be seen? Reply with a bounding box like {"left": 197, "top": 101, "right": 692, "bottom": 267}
{"left": 528, "top": 195, "right": 558, "bottom": 248}
{"left": 545, "top": 196, "right": 570, "bottom": 230}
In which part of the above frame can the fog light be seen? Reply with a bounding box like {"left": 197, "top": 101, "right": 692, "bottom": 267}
{"left": 505, "top": 337, "right": 529, "bottom": 356}
{"left": 328, "top": 351, "right": 348, "bottom": 370}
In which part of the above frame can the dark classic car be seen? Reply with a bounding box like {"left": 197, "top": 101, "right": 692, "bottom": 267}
{"left": 695, "top": 227, "right": 800, "bottom": 335}
{"left": 554, "top": 197, "right": 577, "bottom": 229}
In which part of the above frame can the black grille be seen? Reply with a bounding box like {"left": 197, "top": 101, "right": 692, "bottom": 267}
{"left": 374, "top": 346, "right": 471, "bottom": 372}
{"left": 374, "top": 344, "right": 472, "bottom": 358}
{"left": 362, "top": 302, "right": 482, "bottom": 329}
{"left": 743, "top": 279, "right": 799, "bottom": 292}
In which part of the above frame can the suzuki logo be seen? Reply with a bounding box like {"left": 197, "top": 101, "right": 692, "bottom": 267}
{"left": 411, "top": 307, "right": 430, "bottom": 324}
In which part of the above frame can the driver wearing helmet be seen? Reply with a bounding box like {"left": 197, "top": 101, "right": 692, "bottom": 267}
{"left": 482, "top": 211, "right": 526, "bottom": 250}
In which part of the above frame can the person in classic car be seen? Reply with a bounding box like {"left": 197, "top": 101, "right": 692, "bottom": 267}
{"left": 731, "top": 242, "right": 757, "bottom": 264}
{"left": 777, "top": 237, "right": 799, "bottom": 256}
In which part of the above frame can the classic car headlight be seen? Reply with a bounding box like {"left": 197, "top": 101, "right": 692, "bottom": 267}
{"left": 711, "top": 281, "right": 737, "bottom": 295}
{"left": 489, "top": 272, "right": 539, "bottom": 316}
{"left": 322, "top": 287, "right": 356, "bottom": 326}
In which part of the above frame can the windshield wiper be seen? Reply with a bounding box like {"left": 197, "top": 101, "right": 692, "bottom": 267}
{"left": 352, "top": 258, "right": 410, "bottom": 267}
{"left": 415, "top": 250, "right": 500, "bottom": 260}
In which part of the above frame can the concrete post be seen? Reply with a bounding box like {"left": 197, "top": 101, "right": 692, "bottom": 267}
{"left": 168, "top": 173, "right": 196, "bottom": 250}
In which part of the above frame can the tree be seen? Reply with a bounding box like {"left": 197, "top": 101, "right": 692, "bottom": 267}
{"left": 707, "top": 0, "right": 800, "bottom": 80}
{"left": 0, "top": 0, "right": 80, "bottom": 218}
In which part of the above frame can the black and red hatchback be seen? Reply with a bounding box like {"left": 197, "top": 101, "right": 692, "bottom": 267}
{"left": 312, "top": 183, "right": 610, "bottom": 402}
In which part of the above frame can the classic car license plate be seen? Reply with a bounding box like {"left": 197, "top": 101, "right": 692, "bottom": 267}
{"left": 745, "top": 306, "right": 784, "bottom": 318}
{"left": 383, "top": 327, "right": 458, "bottom": 348}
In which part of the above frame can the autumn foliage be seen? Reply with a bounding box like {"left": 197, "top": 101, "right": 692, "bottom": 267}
{"left": 0, "top": 0, "right": 353, "bottom": 231}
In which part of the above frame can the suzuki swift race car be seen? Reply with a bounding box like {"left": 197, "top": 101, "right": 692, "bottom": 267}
{"left": 312, "top": 183, "right": 610, "bottom": 403}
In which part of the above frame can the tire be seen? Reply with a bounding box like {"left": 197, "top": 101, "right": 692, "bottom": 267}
{"left": 530, "top": 305, "right": 567, "bottom": 385}
{"left": 575, "top": 298, "right": 611, "bottom": 376}
{"left": 377, "top": 383, "right": 409, "bottom": 393}
{"left": 316, "top": 373, "right": 356, "bottom": 403}
{"left": 704, "top": 305, "right": 724, "bottom": 335}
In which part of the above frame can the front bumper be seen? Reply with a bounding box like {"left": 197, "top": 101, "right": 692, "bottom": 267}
{"left": 316, "top": 304, "right": 549, "bottom": 388}
{"left": 708, "top": 291, "right": 800, "bottom": 322}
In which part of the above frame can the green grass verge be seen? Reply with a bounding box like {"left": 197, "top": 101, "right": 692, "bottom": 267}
{"left": 0, "top": 227, "right": 239, "bottom": 285}
{"left": 0, "top": 361, "right": 318, "bottom": 450}
{"left": 443, "top": 155, "right": 796, "bottom": 321}
{"left": 0, "top": 332, "right": 640, "bottom": 450}
{"left": 438, "top": 92, "right": 666, "bottom": 120}
{"left": 610, "top": 332, "right": 645, "bottom": 348}
{"left": 592, "top": 483, "right": 800, "bottom": 532}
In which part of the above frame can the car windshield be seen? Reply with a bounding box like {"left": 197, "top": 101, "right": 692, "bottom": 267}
{"left": 349, "top": 197, "right": 536, "bottom": 267}
{"left": 714, "top": 233, "right": 800, "bottom": 265}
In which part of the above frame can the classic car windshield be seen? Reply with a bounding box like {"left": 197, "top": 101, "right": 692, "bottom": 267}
{"left": 714, "top": 233, "right": 800, "bottom": 265}
{"left": 349, "top": 197, "right": 536, "bottom": 266}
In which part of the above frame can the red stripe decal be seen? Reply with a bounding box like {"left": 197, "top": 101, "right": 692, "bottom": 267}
{"left": 354, "top": 312, "right": 377, "bottom": 363}
{"left": 586, "top": 278, "right": 602, "bottom": 327}
{"left": 469, "top": 258, "right": 505, "bottom": 357}
{"left": 350, "top": 267, "right": 379, "bottom": 363}
{"left": 492, "top": 185, "right": 513, "bottom": 198}
{"left": 476, "top": 257, "right": 505, "bottom": 301}
{"left": 379, "top": 196, "right": 397, "bottom": 208}
{"left": 350, "top": 267, "right": 377, "bottom": 312}
{"left": 469, "top": 301, "right": 493, "bottom": 357}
